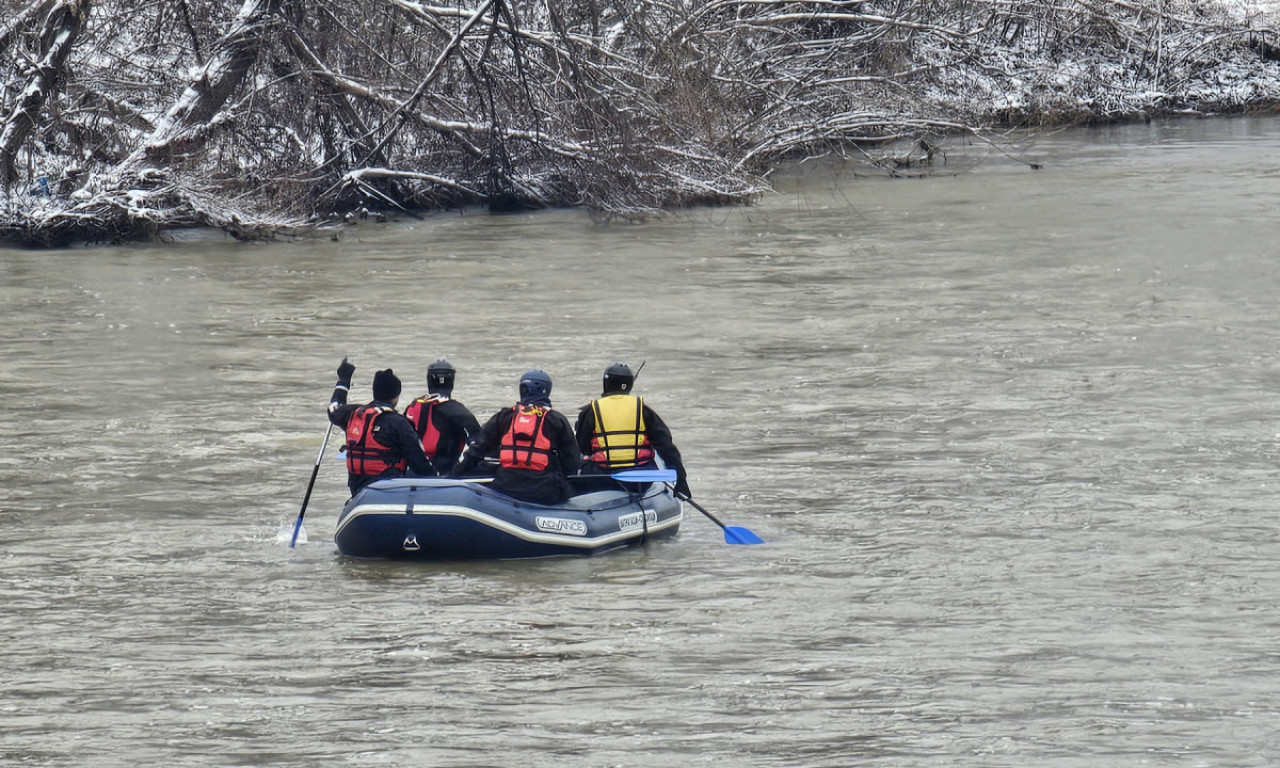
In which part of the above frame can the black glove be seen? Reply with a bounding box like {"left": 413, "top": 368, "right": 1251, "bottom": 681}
{"left": 674, "top": 477, "right": 691, "bottom": 499}
{"left": 337, "top": 357, "right": 355, "bottom": 386}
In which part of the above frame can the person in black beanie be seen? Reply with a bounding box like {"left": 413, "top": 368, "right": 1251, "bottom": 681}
{"left": 327, "top": 358, "right": 434, "bottom": 496}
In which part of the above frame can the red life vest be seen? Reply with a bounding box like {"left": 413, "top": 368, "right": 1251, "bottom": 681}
{"left": 405, "top": 394, "right": 461, "bottom": 459}
{"left": 345, "top": 405, "right": 407, "bottom": 477}
{"left": 500, "top": 404, "right": 553, "bottom": 471}
{"left": 589, "top": 395, "right": 654, "bottom": 469}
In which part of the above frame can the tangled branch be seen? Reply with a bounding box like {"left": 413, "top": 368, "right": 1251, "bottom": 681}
{"left": 1, "top": 0, "right": 1277, "bottom": 244}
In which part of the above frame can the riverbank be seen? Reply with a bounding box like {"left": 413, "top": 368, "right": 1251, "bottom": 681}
{"left": 953, "top": 0, "right": 1280, "bottom": 127}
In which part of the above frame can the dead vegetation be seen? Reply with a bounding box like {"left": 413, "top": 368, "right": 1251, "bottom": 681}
{"left": 1, "top": 0, "right": 1277, "bottom": 245}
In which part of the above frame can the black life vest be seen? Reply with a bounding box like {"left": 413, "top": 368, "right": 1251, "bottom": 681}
{"left": 345, "top": 405, "right": 407, "bottom": 477}
{"left": 500, "top": 404, "right": 553, "bottom": 471}
{"left": 589, "top": 395, "right": 654, "bottom": 469}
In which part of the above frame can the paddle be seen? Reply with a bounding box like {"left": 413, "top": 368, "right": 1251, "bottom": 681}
{"left": 289, "top": 424, "right": 334, "bottom": 548}
{"left": 611, "top": 468, "right": 677, "bottom": 483}
{"left": 673, "top": 489, "right": 765, "bottom": 545}
{"left": 611, "top": 469, "right": 762, "bottom": 544}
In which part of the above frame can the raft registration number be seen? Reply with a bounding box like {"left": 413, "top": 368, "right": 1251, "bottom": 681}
{"left": 618, "top": 510, "right": 658, "bottom": 532}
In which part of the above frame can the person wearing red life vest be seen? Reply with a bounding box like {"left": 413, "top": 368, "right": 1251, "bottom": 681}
{"left": 450, "top": 369, "right": 582, "bottom": 505}
{"left": 575, "top": 362, "right": 692, "bottom": 499}
{"left": 404, "top": 358, "right": 481, "bottom": 476}
{"left": 327, "top": 358, "right": 434, "bottom": 495}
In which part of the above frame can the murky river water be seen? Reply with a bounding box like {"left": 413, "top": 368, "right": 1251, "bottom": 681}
{"left": 4, "top": 116, "right": 1280, "bottom": 767}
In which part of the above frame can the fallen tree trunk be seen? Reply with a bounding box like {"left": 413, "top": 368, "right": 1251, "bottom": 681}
{"left": 124, "top": 0, "right": 279, "bottom": 166}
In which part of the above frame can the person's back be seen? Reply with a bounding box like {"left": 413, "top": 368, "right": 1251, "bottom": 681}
{"left": 452, "top": 369, "right": 582, "bottom": 505}
{"left": 327, "top": 360, "right": 435, "bottom": 496}
{"left": 575, "top": 362, "right": 692, "bottom": 498}
{"left": 404, "top": 359, "right": 481, "bottom": 476}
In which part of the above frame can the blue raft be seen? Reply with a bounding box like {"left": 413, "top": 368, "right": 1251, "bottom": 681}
{"left": 334, "top": 474, "right": 683, "bottom": 560}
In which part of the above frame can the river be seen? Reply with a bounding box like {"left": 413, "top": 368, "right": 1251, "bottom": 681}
{"left": 3, "top": 116, "right": 1280, "bottom": 767}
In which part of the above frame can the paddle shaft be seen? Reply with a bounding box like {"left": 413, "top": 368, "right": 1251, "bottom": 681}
{"left": 672, "top": 487, "right": 764, "bottom": 544}
{"left": 290, "top": 424, "right": 334, "bottom": 548}
{"left": 678, "top": 492, "right": 729, "bottom": 531}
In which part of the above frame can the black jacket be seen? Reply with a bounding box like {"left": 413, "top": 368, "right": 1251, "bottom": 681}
{"left": 453, "top": 403, "right": 583, "bottom": 505}
{"left": 328, "top": 384, "right": 434, "bottom": 495}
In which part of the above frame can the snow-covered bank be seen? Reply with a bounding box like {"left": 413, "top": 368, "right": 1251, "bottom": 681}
{"left": 1223, "top": 1, "right": 1280, "bottom": 14}
{"left": 3, "top": 0, "right": 1280, "bottom": 246}
{"left": 922, "top": 0, "right": 1280, "bottom": 128}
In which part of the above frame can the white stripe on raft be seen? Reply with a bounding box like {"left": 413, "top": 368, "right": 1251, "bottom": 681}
{"left": 334, "top": 503, "right": 683, "bottom": 549}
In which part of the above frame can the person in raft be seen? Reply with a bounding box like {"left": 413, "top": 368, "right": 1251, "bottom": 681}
{"left": 403, "top": 358, "right": 481, "bottom": 476}
{"left": 574, "top": 361, "right": 692, "bottom": 499}
{"left": 450, "top": 369, "right": 582, "bottom": 505}
{"left": 328, "top": 358, "right": 435, "bottom": 496}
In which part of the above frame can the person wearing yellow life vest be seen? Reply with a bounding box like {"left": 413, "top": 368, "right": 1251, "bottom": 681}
{"left": 327, "top": 359, "right": 435, "bottom": 495}
{"left": 575, "top": 362, "right": 691, "bottom": 498}
{"left": 450, "top": 369, "right": 582, "bottom": 505}
{"left": 404, "top": 358, "right": 481, "bottom": 475}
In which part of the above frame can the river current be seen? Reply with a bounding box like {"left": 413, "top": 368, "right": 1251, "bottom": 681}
{"left": 4, "top": 116, "right": 1280, "bottom": 767}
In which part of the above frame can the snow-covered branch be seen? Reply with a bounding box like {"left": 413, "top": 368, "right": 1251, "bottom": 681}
{"left": 1, "top": 0, "right": 1278, "bottom": 244}
{"left": 1, "top": 0, "right": 89, "bottom": 185}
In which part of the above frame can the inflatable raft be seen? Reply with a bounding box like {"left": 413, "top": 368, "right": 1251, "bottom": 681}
{"left": 334, "top": 472, "right": 683, "bottom": 560}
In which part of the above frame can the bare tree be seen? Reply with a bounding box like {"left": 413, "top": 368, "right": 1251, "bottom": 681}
{"left": 1, "top": 0, "right": 89, "bottom": 184}
{"left": 1, "top": 0, "right": 1277, "bottom": 245}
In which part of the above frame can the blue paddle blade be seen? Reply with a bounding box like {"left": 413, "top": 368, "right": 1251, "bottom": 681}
{"left": 724, "top": 525, "right": 765, "bottom": 545}
{"left": 612, "top": 468, "right": 678, "bottom": 483}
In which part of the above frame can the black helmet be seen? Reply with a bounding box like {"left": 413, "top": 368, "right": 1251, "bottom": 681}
{"left": 518, "top": 369, "right": 553, "bottom": 403}
{"left": 602, "top": 361, "right": 634, "bottom": 395}
{"left": 427, "top": 358, "right": 455, "bottom": 394}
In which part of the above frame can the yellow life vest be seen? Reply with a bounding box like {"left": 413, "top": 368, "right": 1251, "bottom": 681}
{"left": 589, "top": 395, "right": 654, "bottom": 469}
